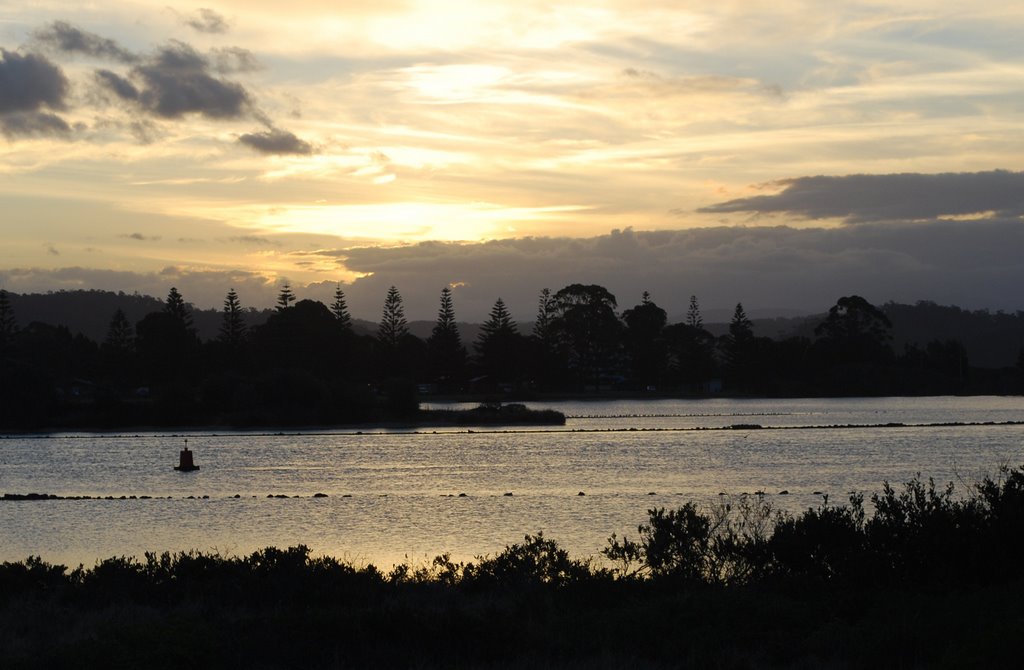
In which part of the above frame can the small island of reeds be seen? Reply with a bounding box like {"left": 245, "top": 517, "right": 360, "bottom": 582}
{"left": 418, "top": 402, "right": 566, "bottom": 426}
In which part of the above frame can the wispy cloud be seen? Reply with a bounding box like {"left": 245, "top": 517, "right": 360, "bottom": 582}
{"left": 32, "top": 21, "right": 138, "bottom": 63}
{"left": 185, "top": 8, "right": 230, "bottom": 35}
{"left": 120, "top": 232, "right": 162, "bottom": 241}
{"left": 2, "top": 3, "right": 1024, "bottom": 314}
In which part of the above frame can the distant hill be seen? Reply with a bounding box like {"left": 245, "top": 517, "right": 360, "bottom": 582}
{"left": 4, "top": 290, "right": 275, "bottom": 342}
{"left": 4, "top": 290, "right": 1022, "bottom": 368}
{"left": 704, "top": 303, "right": 1024, "bottom": 369}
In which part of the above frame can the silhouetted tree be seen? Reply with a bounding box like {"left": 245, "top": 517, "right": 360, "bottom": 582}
{"left": 529, "top": 288, "right": 563, "bottom": 390}
{"left": 622, "top": 292, "right": 668, "bottom": 389}
{"left": 136, "top": 311, "right": 194, "bottom": 384}
{"left": 103, "top": 308, "right": 134, "bottom": 353}
{"left": 164, "top": 287, "right": 192, "bottom": 329}
{"left": 722, "top": 303, "right": 756, "bottom": 390}
{"left": 426, "top": 286, "right": 466, "bottom": 384}
{"left": 253, "top": 299, "right": 344, "bottom": 379}
{"left": 100, "top": 308, "right": 135, "bottom": 389}
{"left": 378, "top": 286, "right": 409, "bottom": 349}
{"left": 664, "top": 322, "right": 717, "bottom": 392}
{"left": 0, "top": 288, "right": 17, "bottom": 353}
{"left": 276, "top": 283, "right": 296, "bottom": 311}
{"left": 812, "top": 296, "right": 895, "bottom": 394}
{"left": 686, "top": 295, "right": 703, "bottom": 329}
{"left": 476, "top": 297, "right": 524, "bottom": 384}
{"left": 218, "top": 288, "right": 247, "bottom": 348}
{"left": 551, "top": 284, "right": 622, "bottom": 390}
{"left": 331, "top": 283, "right": 352, "bottom": 332}
{"left": 814, "top": 295, "right": 893, "bottom": 364}
{"left": 533, "top": 288, "right": 556, "bottom": 341}
{"left": 481, "top": 297, "right": 516, "bottom": 336}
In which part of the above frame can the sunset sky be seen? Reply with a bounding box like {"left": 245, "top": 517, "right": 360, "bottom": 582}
{"left": 2, "top": 1, "right": 1023, "bottom": 320}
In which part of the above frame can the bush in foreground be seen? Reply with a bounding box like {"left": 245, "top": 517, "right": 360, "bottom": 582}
{"left": 4, "top": 468, "right": 1024, "bottom": 668}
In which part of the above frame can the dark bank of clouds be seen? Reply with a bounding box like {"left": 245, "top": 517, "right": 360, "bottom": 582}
{"left": 326, "top": 219, "right": 1024, "bottom": 320}
{"left": 4, "top": 20, "right": 308, "bottom": 153}
{"left": 700, "top": 170, "right": 1024, "bottom": 223}
{"left": 0, "top": 49, "right": 71, "bottom": 137}
{"left": 4, "top": 218, "right": 1023, "bottom": 318}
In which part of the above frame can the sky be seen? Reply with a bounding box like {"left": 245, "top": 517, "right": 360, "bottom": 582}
{"left": 1, "top": 1, "right": 1023, "bottom": 321}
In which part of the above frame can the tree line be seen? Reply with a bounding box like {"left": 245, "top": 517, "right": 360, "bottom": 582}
{"left": 0, "top": 284, "right": 1022, "bottom": 428}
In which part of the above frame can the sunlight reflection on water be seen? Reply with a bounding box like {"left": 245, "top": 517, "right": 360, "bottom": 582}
{"left": 3, "top": 397, "right": 1024, "bottom": 567}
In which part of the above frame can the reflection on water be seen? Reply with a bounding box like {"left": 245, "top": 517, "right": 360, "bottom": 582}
{"left": 2, "top": 397, "right": 1024, "bottom": 567}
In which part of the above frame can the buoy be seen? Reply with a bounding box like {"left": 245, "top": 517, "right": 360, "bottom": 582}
{"left": 174, "top": 440, "right": 200, "bottom": 472}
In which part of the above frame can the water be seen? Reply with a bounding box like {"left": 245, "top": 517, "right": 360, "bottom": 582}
{"left": 2, "top": 397, "right": 1023, "bottom": 568}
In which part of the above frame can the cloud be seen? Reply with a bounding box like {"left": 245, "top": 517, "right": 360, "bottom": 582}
{"left": 0, "top": 111, "right": 72, "bottom": 137}
{"left": 3, "top": 218, "right": 1023, "bottom": 318}
{"left": 238, "top": 127, "right": 314, "bottom": 155}
{"left": 186, "top": 8, "right": 230, "bottom": 35}
{"left": 211, "top": 47, "right": 261, "bottom": 74}
{"left": 32, "top": 21, "right": 138, "bottom": 63}
{"left": 0, "top": 49, "right": 71, "bottom": 137}
{"left": 92, "top": 40, "right": 252, "bottom": 120}
{"left": 315, "top": 220, "right": 1024, "bottom": 321}
{"left": 95, "top": 69, "right": 140, "bottom": 101}
{"left": 132, "top": 41, "right": 251, "bottom": 119}
{"left": 121, "top": 232, "right": 161, "bottom": 241}
{"left": 699, "top": 170, "right": 1024, "bottom": 223}
{"left": 228, "top": 235, "right": 282, "bottom": 246}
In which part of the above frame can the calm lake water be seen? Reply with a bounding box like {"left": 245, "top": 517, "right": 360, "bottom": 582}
{"left": 2, "top": 396, "right": 1024, "bottom": 568}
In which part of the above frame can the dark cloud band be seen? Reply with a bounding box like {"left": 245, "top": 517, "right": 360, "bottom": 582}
{"left": 699, "top": 170, "right": 1024, "bottom": 223}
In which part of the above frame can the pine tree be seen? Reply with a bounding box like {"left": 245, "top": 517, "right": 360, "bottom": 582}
{"left": 686, "top": 295, "right": 703, "bottom": 329}
{"left": 164, "top": 287, "right": 193, "bottom": 328}
{"left": 431, "top": 287, "right": 461, "bottom": 343}
{"left": 478, "top": 297, "right": 517, "bottom": 344}
{"left": 477, "top": 297, "right": 521, "bottom": 381}
{"left": 276, "top": 283, "right": 296, "bottom": 311}
{"left": 103, "top": 308, "right": 134, "bottom": 353}
{"left": 728, "top": 303, "right": 753, "bottom": 342}
{"left": 532, "top": 288, "right": 556, "bottom": 341}
{"left": 219, "top": 288, "right": 247, "bottom": 347}
{"left": 427, "top": 286, "right": 466, "bottom": 381}
{"left": 331, "top": 283, "right": 352, "bottom": 331}
{"left": 724, "top": 302, "right": 755, "bottom": 389}
{"left": 378, "top": 285, "right": 408, "bottom": 348}
{"left": 0, "top": 288, "right": 16, "bottom": 349}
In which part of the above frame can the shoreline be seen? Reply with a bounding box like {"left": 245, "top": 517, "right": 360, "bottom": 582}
{"left": 3, "top": 417, "right": 1022, "bottom": 437}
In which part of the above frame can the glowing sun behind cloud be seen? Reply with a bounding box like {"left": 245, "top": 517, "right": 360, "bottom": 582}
{"left": 203, "top": 202, "right": 594, "bottom": 243}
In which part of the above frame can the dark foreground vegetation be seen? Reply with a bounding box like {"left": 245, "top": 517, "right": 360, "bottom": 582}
{"left": 4, "top": 469, "right": 1024, "bottom": 668}
{"left": 2, "top": 285, "right": 1023, "bottom": 429}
